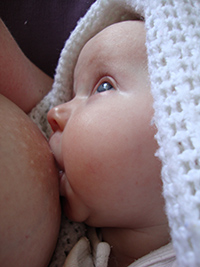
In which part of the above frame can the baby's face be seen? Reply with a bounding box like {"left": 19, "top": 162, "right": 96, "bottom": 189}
{"left": 48, "top": 21, "right": 166, "bottom": 229}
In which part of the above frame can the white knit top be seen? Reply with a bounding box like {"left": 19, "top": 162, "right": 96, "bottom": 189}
{"left": 30, "top": 1, "right": 200, "bottom": 266}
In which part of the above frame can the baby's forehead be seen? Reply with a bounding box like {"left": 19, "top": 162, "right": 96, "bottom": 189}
{"left": 74, "top": 20, "right": 147, "bottom": 80}
{"left": 77, "top": 20, "right": 146, "bottom": 66}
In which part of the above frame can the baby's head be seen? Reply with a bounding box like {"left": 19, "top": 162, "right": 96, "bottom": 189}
{"left": 48, "top": 21, "right": 167, "bottom": 230}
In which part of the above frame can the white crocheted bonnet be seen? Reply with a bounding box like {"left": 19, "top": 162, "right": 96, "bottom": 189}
{"left": 30, "top": 0, "right": 200, "bottom": 266}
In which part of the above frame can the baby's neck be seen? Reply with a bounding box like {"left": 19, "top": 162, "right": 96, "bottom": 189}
{"left": 101, "top": 224, "right": 170, "bottom": 267}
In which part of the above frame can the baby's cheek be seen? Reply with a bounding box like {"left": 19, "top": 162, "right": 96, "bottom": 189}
{"left": 61, "top": 109, "right": 134, "bottom": 200}
{"left": 62, "top": 130, "right": 101, "bottom": 198}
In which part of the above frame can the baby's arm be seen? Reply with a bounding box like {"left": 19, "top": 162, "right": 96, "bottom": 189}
{"left": 0, "top": 18, "right": 53, "bottom": 113}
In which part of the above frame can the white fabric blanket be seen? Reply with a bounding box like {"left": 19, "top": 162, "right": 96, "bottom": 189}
{"left": 30, "top": 1, "right": 200, "bottom": 266}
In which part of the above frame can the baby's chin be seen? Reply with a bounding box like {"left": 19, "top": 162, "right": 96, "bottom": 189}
{"left": 0, "top": 95, "right": 61, "bottom": 267}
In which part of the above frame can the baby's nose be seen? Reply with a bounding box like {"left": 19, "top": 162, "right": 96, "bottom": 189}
{"left": 47, "top": 103, "right": 69, "bottom": 132}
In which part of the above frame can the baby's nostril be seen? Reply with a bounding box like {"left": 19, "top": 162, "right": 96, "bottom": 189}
{"left": 49, "top": 118, "right": 60, "bottom": 132}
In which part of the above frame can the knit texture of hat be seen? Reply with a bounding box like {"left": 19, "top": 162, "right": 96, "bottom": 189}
{"left": 29, "top": 1, "right": 200, "bottom": 266}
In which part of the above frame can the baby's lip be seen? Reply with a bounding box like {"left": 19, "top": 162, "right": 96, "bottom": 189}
{"left": 49, "top": 132, "right": 64, "bottom": 171}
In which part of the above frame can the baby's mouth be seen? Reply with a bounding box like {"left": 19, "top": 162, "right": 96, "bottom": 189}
{"left": 56, "top": 168, "right": 65, "bottom": 196}
{"left": 59, "top": 171, "right": 69, "bottom": 197}
{"left": 59, "top": 169, "right": 64, "bottom": 181}
{"left": 53, "top": 155, "right": 64, "bottom": 181}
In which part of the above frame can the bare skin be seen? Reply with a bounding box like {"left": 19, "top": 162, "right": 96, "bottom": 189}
{"left": 0, "top": 19, "right": 53, "bottom": 113}
{"left": 0, "top": 95, "right": 61, "bottom": 267}
{"left": 48, "top": 21, "right": 170, "bottom": 266}
{"left": 0, "top": 19, "right": 61, "bottom": 267}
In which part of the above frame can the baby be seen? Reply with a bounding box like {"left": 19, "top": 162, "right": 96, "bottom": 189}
{"left": 48, "top": 21, "right": 173, "bottom": 266}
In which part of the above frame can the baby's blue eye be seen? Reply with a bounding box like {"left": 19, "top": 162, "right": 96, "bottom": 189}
{"left": 96, "top": 82, "right": 114, "bottom": 93}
